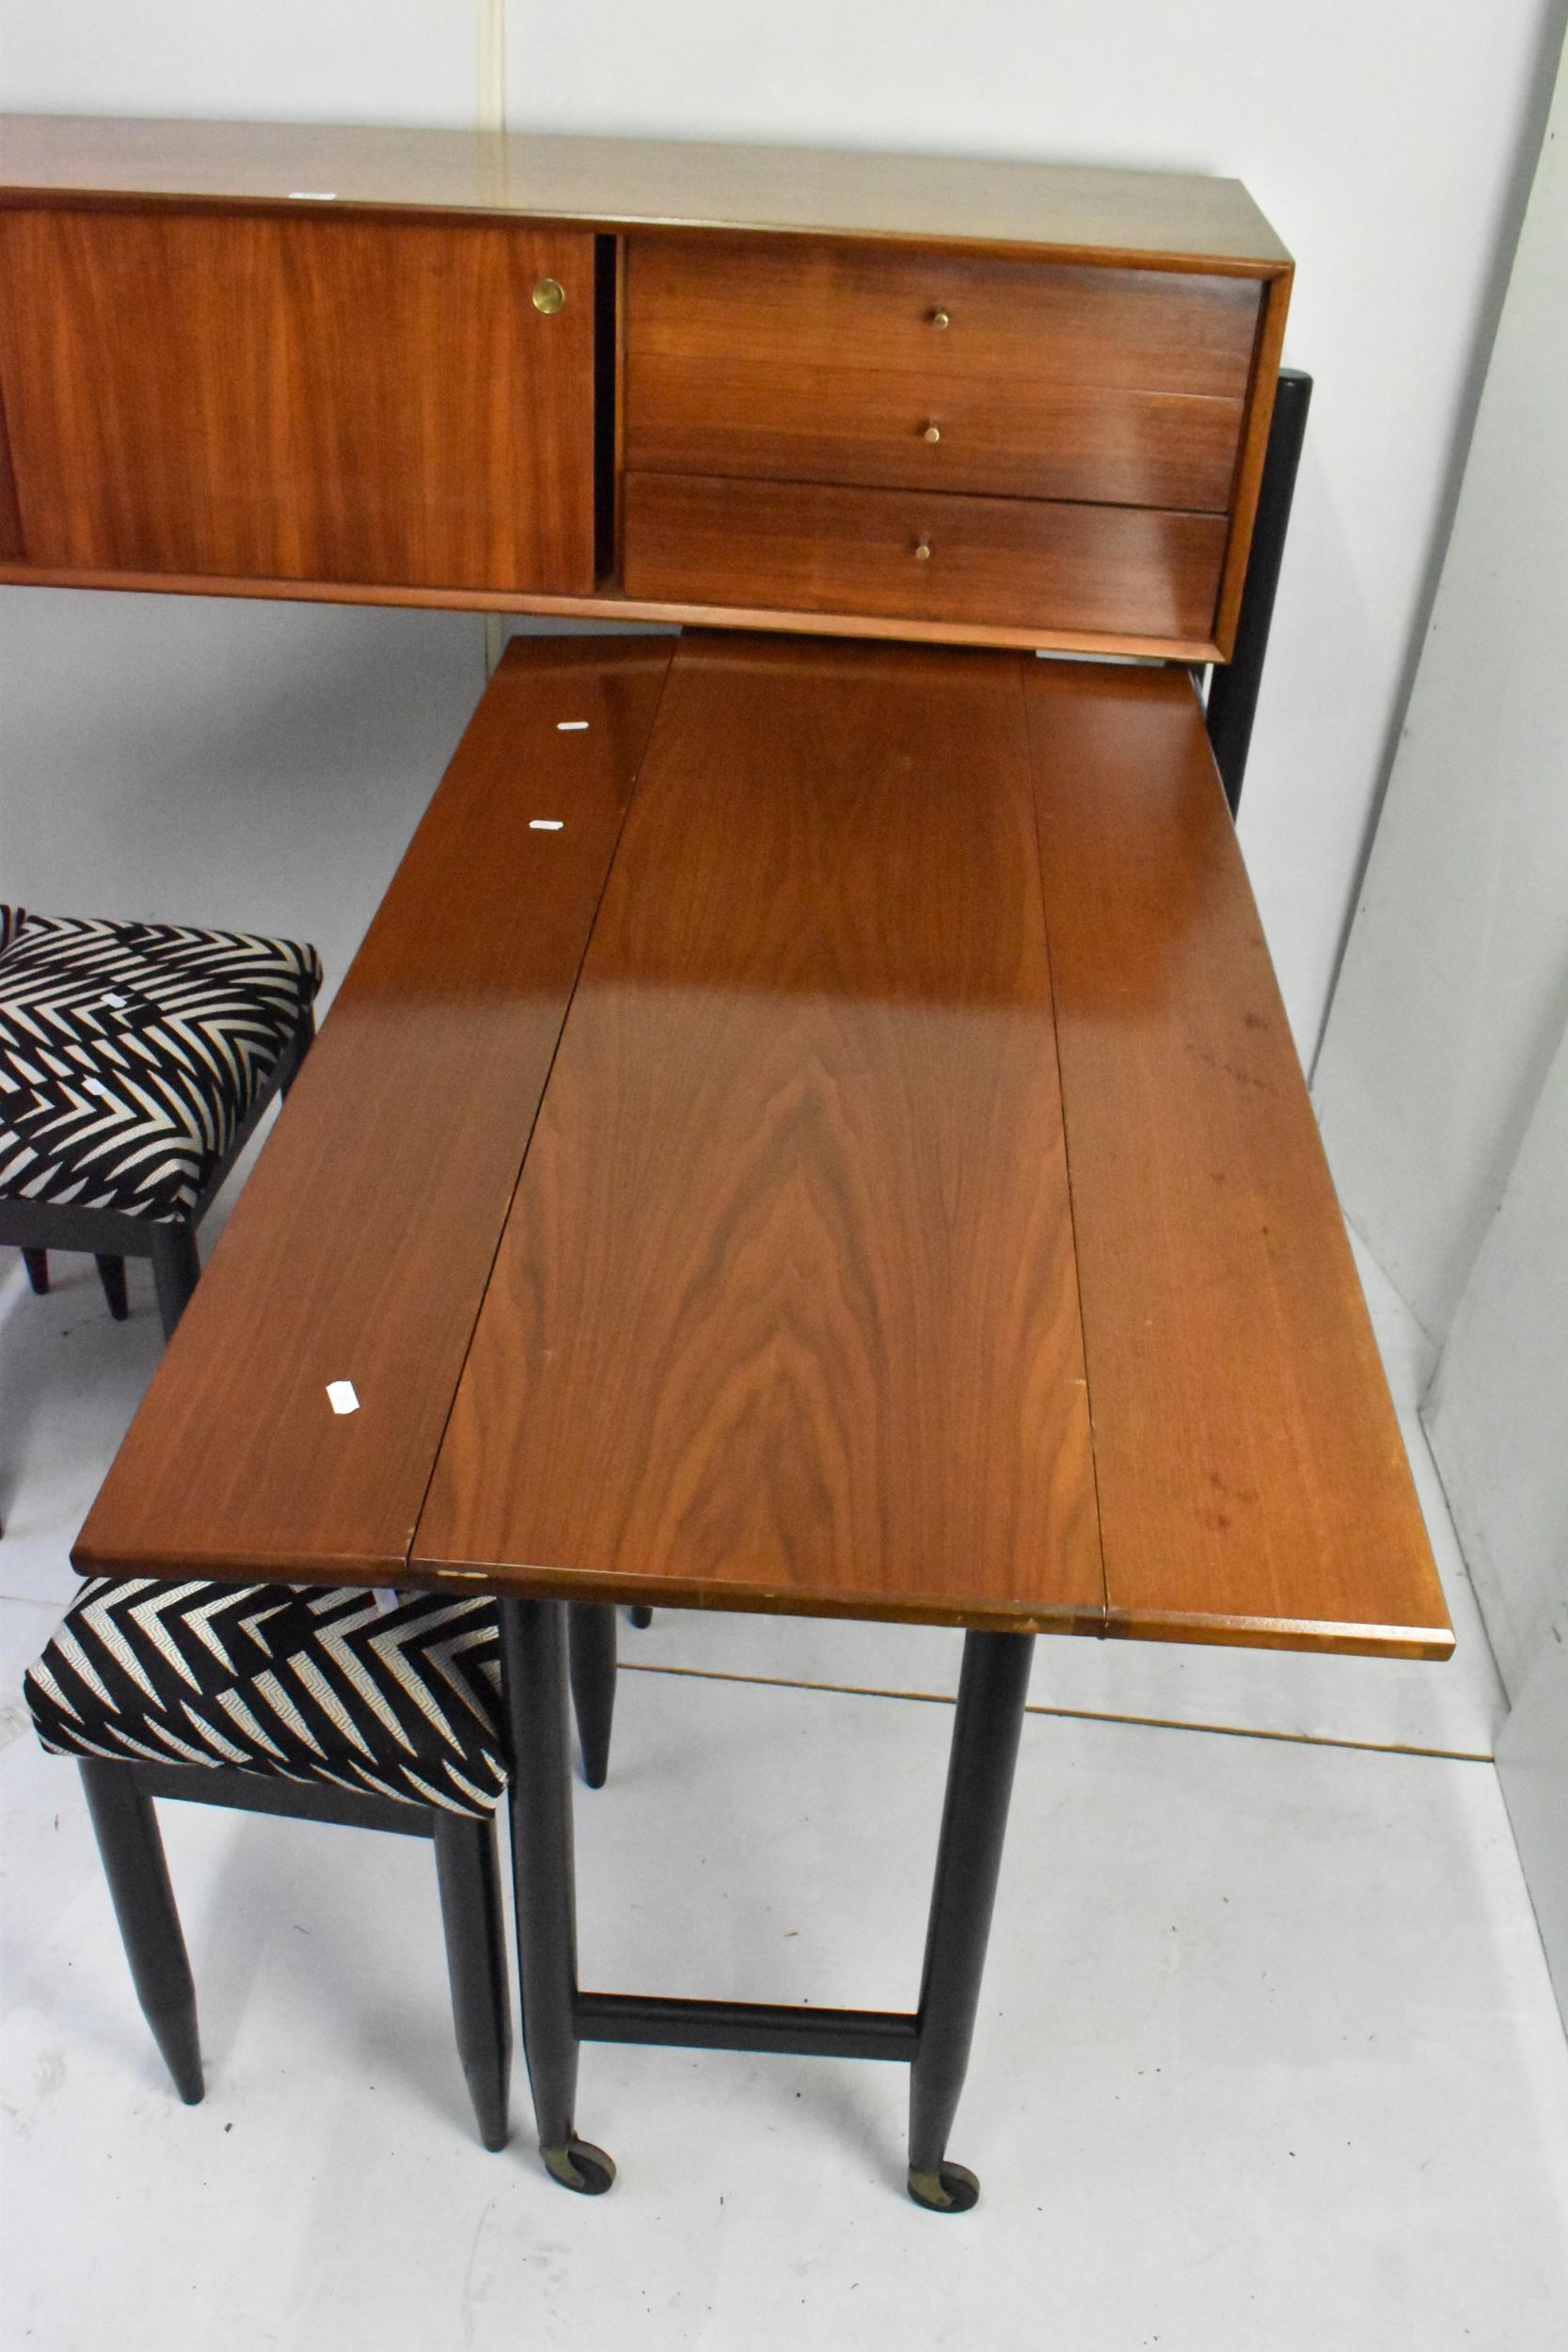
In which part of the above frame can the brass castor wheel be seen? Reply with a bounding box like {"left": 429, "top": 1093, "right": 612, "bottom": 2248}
{"left": 543, "top": 2137, "right": 617, "bottom": 2195}
{"left": 907, "top": 2160, "right": 980, "bottom": 2214}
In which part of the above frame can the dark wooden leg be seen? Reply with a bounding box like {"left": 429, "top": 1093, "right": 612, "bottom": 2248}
{"left": 567, "top": 1603, "right": 618, "bottom": 1789}
{"left": 629, "top": 1607, "right": 653, "bottom": 1630}
{"left": 431, "top": 1809, "right": 513, "bottom": 2152}
{"left": 499, "top": 1597, "right": 614, "bottom": 2194}
{"left": 906, "top": 1630, "right": 1035, "bottom": 2212}
{"left": 78, "top": 1758, "right": 204, "bottom": 2105}
{"left": 95, "top": 1254, "right": 130, "bottom": 1321}
{"left": 149, "top": 1223, "right": 200, "bottom": 1339}
{"left": 22, "top": 1247, "right": 49, "bottom": 1295}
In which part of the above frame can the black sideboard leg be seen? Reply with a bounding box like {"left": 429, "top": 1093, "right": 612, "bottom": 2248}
{"left": 906, "top": 1629, "right": 1035, "bottom": 2212}
{"left": 78, "top": 1757, "right": 205, "bottom": 2105}
{"left": 499, "top": 1597, "right": 615, "bottom": 2195}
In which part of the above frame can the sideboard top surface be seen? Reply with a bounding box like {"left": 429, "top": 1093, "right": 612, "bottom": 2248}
{"left": 0, "top": 115, "right": 1291, "bottom": 271}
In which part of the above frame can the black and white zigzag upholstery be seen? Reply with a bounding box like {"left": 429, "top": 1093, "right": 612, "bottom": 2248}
{"left": 0, "top": 909, "right": 321, "bottom": 1223}
{"left": 25, "top": 1580, "right": 507, "bottom": 1817}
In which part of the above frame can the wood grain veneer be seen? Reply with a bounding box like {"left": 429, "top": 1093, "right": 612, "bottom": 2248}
{"left": 1023, "top": 660, "right": 1451, "bottom": 1659}
{"left": 413, "top": 634, "right": 1103, "bottom": 1629}
{"left": 626, "top": 235, "right": 1261, "bottom": 396}
{"left": 74, "top": 637, "right": 673, "bottom": 1587}
{"left": 0, "top": 206, "right": 596, "bottom": 592}
{"left": 0, "top": 373, "right": 22, "bottom": 559}
{"left": 624, "top": 473, "right": 1228, "bottom": 643}
{"left": 0, "top": 115, "right": 1292, "bottom": 266}
{"left": 75, "top": 639, "right": 1446, "bottom": 1661}
{"left": 0, "top": 114, "right": 1291, "bottom": 653}
{"left": 0, "top": 558, "right": 1225, "bottom": 661}
{"left": 626, "top": 357, "right": 1244, "bottom": 513}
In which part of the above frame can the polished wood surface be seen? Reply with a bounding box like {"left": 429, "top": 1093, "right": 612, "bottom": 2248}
{"left": 0, "top": 206, "right": 596, "bottom": 592}
{"left": 0, "top": 115, "right": 1290, "bottom": 654}
{"left": 626, "top": 357, "right": 1244, "bottom": 512}
{"left": 0, "top": 376, "right": 21, "bottom": 559}
{"left": 627, "top": 235, "right": 1261, "bottom": 395}
{"left": 1212, "top": 270, "right": 1292, "bottom": 658}
{"left": 74, "top": 638, "right": 673, "bottom": 1586}
{"left": 75, "top": 638, "right": 1446, "bottom": 1659}
{"left": 413, "top": 635, "right": 1103, "bottom": 1629}
{"left": 0, "top": 557, "right": 1224, "bottom": 663}
{"left": 624, "top": 473, "right": 1227, "bottom": 642}
{"left": 0, "top": 115, "right": 1291, "bottom": 266}
{"left": 1024, "top": 661, "right": 1450, "bottom": 1659}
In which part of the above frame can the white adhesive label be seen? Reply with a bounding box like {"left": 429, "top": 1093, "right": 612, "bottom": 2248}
{"left": 556, "top": 720, "right": 590, "bottom": 731}
{"left": 530, "top": 818, "right": 564, "bottom": 831}
{"left": 326, "top": 1380, "right": 359, "bottom": 1415}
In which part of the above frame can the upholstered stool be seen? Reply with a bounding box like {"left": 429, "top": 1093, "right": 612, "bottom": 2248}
{"left": 0, "top": 904, "right": 320, "bottom": 1337}
{"left": 24, "top": 1577, "right": 516, "bottom": 2146}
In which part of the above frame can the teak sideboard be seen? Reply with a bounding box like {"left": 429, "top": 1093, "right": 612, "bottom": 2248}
{"left": 0, "top": 115, "right": 1291, "bottom": 660}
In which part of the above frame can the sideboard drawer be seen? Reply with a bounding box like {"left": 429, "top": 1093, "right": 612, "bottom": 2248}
{"left": 627, "top": 355, "right": 1243, "bottom": 512}
{"left": 623, "top": 472, "right": 1227, "bottom": 641}
{"left": 627, "top": 234, "right": 1261, "bottom": 400}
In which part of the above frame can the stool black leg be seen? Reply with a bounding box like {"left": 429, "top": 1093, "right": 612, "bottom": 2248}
{"left": 22, "top": 1248, "right": 49, "bottom": 1295}
{"left": 150, "top": 1223, "right": 200, "bottom": 1339}
{"left": 567, "top": 1603, "right": 618, "bottom": 1789}
{"left": 95, "top": 1254, "right": 130, "bottom": 1321}
{"left": 906, "top": 1629, "right": 1035, "bottom": 2213}
{"left": 499, "top": 1597, "right": 615, "bottom": 2195}
{"left": 431, "top": 1809, "right": 514, "bottom": 2152}
{"left": 78, "top": 1758, "right": 204, "bottom": 2105}
{"left": 628, "top": 1607, "right": 653, "bottom": 1630}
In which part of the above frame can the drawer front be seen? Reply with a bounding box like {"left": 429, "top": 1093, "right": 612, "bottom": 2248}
{"left": 623, "top": 473, "right": 1227, "bottom": 643}
{"left": 628, "top": 234, "right": 1261, "bottom": 400}
{"left": 0, "top": 206, "right": 598, "bottom": 594}
{"left": 627, "top": 354, "right": 1243, "bottom": 512}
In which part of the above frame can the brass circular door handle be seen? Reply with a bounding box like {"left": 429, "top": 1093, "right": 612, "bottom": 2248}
{"left": 927, "top": 308, "right": 950, "bottom": 329}
{"left": 531, "top": 278, "right": 566, "bottom": 315}
{"left": 914, "top": 539, "right": 932, "bottom": 562}
{"left": 922, "top": 421, "right": 942, "bottom": 443}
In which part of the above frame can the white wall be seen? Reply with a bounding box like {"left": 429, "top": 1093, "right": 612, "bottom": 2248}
{"left": 0, "top": 3, "right": 476, "bottom": 127}
{"left": 1315, "top": 27, "right": 1568, "bottom": 1339}
{"left": 0, "top": 592, "right": 485, "bottom": 1008}
{"left": 1425, "top": 1027, "right": 1568, "bottom": 1704}
{"left": 3, "top": 2, "right": 1565, "bottom": 1051}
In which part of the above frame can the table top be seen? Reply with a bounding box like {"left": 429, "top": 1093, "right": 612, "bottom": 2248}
{"left": 76, "top": 632, "right": 1451, "bottom": 1660}
{"left": 1, "top": 116, "right": 1291, "bottom": 272}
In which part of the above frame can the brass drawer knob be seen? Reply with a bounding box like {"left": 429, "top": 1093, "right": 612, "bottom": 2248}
{"left": 927, "top": 308, "right": 950, "bottom": 329}
{"left": 914, "top": 539, "right": 932, "bottom": 562}
{"left": 531, "top": 278, "right": 567, "bottom": 315}
{"left": 922, "top": 421, "right": 942, "bottom": 443}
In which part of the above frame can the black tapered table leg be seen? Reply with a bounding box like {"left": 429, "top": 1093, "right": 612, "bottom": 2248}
{"left": 499, "top": 1597, "right": 615, "bottom": 2194}
{"left": 95, "top": 1254, "right": 129, "bottom": 1321}
{"left": 567, "top": 1603, "right": 618, "bottom": 1788}
{"left": 22, "top": 1247, "right": 49, "bottom": 1295}
{"left": 907, "top": 1629, "right": 1035, "bottom": 2212}
{"left": 432, "top": 1809, "right": 514, "bottom": 2152}
{"left": 150, "top": 1223, "right": 200, "bottom": 1339}
{"left": 78, "top": 1758, "right": 204, "bottom": 2105}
